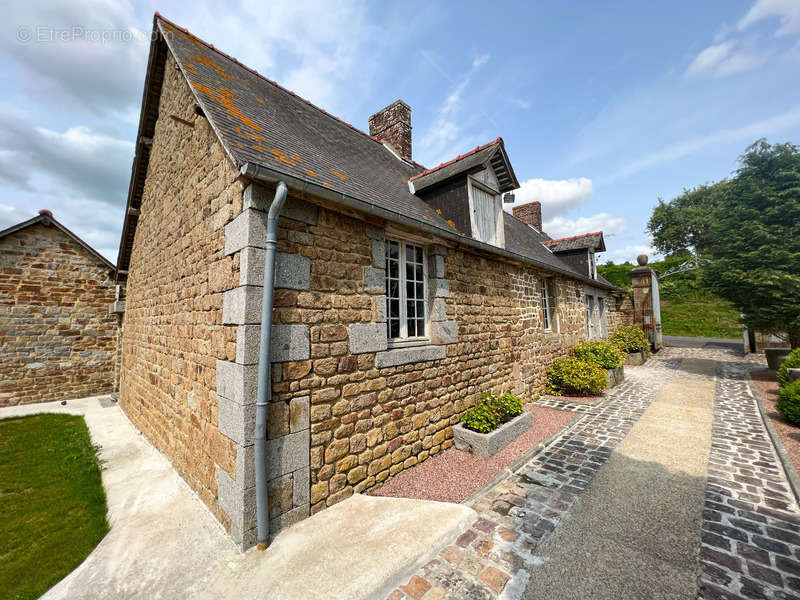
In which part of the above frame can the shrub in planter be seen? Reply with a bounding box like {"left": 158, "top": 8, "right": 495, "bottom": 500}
{"left": 486, "top": 391, "right": 523, "bottom": 423}
{"left": 610, "top": 325, "right": 649, "bottom": 354}
{"left": 461, "top": 403, "right": 497, "bottom": 433}
{"left": 777, "top": 379, "right": 800, "bottom": 425}
{"left": 777, "top": 348, "right": 800, "bottom": 388}
{"left": 546, "top": 356, "right": 607, "bottom": 396}
{"left": 462, "top": 392, "right": 524, "bottom": 433}
{"left": 571, "top": 340, "right": 625, "bottom": 369}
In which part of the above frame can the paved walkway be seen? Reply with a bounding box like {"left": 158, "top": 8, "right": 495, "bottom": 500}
{"left": 385, "top": 346, "right": 800, "bottom": 600}
{"left": 1, "top": 397, "right": 475, "bottom": 600}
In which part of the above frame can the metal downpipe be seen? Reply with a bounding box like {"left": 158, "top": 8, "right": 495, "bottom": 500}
{"left": 255, "top": 180, "right": 287, "bottom": 549}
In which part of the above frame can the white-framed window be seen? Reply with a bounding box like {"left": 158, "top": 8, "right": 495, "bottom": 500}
{"left": 541, "top": 278, "right": 555, "bottom": 331}
{"left": 588, "top": 250, "right": 597, "bottom": 279}
{"left": 468, "top": 176, "right": 505, "bottom": 248}
{"left": 385, "top": 239, "right": 427, "bottom": 340}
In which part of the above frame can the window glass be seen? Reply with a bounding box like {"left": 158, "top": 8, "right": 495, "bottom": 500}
{"left": 385, "top": 239, "right": 427, "bottom": 340}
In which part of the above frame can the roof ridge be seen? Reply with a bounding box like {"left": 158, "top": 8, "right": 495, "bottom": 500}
{"left": 154, "top": 12, "right": 390, "bottom": 152}
{"left": 409, "top": 137, "right": 503, "bottom": 182}
{"left": 542, "top": 231, "right": 603, "bottom": 244}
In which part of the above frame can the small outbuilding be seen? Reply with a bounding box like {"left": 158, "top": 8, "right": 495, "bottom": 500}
{"left": 0, "top": 210, "right": 118, "bottom": 406}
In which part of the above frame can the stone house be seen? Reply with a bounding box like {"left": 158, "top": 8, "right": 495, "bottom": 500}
{"left": 114, "top": 14, "right": 632, "bottom": 548}
{"left": 0, "top": 210, "right": 118, "bottom": 406}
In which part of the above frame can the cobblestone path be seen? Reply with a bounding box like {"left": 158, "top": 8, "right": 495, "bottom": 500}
{"left": 383, "top": 346, "right": 800, "bottom": 600}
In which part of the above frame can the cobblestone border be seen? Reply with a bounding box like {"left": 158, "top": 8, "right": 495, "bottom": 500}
{"left": 698, "top": 361, "right": 800, "bottom": 600}
{"left": 533, "top": 394, "right": 607, "bottom": 414}
{"left": 749, "top": 379, "right": 800, "bottom": 505}
{"left": 384, "top": 366, "right": 672, "bottom": 599}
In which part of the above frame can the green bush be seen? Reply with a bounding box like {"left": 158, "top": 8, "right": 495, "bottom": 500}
{"left": 486, "top": 392, "right": 523, "bottom": 423}
{"left": 546, "top": 356, "right": 608, "bottom": 396}
{"left": 571, "top": 340, "right": 626, "bottom": 369}
{"left": 547, "top": 356, "right": 608, "bottom": 395}
{"left": 461, "top": 402, "right": 498, "bottom": 433}
{"left": 777, "top": 379, "right": 800, "bottom": 425}
{"left": 777, "top": 348, "right": 800, "bottom": 388}
{"left": 610, "top": 325, "right": 649, "bottom": 353}
{"left": 461, "top": 391, "right": 524, "bottom": 433}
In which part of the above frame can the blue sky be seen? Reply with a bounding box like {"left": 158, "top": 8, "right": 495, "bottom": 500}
{"left": 1, "top": 0, "right": 799, "bottom": 263}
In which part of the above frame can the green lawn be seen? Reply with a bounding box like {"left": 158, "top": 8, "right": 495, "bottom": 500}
{"left": 661, "top": 297, "right": 743, "bottom": 339}
{"left": 0, "top": 414, "right": 109, "bottom": 600}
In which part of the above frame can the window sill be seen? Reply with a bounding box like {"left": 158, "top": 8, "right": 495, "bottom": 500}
{"left": 375, "top": 344, "right": 446, "bottom": 368}
{"left": 387, "top": 337, "right": 430, "bottom": 350}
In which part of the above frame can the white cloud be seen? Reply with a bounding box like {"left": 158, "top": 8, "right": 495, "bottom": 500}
{"left": 739, "top": 0, "right": 800, "bottom": 36}
{"left": 507, "top": 97, "right": 532, "bottom": 110}
{"left": 416, "top": 53, "right": 491, "bottom": 166}
{"left": 505, "top": 177, "right": 593, "bottom": 219}
{"left": 0, "top": 0, "right": 148, "bottom": 116}
{"left": 686, "top": 40, "right": 767, "bottom": 79}
{"left": 609, "top": 244, "right": 659, "bottom": 263}
{"left": 0, "top": 202, "right": 15, "bottom": 213}
{"left": 543, "top": 212, "right": 627, "bottom": 240}
{"left": 602, "top": 104, "right": 800, "bottom": 183}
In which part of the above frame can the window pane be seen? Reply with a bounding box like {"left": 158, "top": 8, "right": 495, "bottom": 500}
{"left": 390, "top": 298, "right": 399, "bottom": 318}
{"left": 407, "top": 300, "right": 416, "bottom": 319}
{"left": 416, "top": 282, "right": 424, "bottom": 298}
{"left": 387, "top": 240, "right": 398, "bottom": 259}
{"left": 416, "top": 318, "right": 425, "bottom": 336}
{"left": 408, "top": 319, "right": 416, "bottom": 337}
{"left": 406, "top": 281, "right": 415, "bottom": 298}
{"left": 389, "top": 319, "right": 400, "bottom": 339}
{"left": 415, "top": 264, "right": 423, "bottom": 281}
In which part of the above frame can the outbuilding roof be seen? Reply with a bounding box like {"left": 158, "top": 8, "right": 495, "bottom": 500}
{"left": 0, "top": 211, "right": 115, "bottom": 271}
{"left": 543, "top": 231, "right": 606, "bottom": 253}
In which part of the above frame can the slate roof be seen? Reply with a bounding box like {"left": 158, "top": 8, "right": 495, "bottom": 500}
{"left": 1, "top": 211, "right": 115, "bottom": 271}
{"left": 543, "top": 232, "right": 606, "bottom": 253}
{"left": 115, "top": 14, "right": 617, "bottom": 291}
{"left": 409, "top": 138, "right": 518, "bottom": 193}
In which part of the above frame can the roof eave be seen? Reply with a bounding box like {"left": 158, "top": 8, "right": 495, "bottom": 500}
{"left": 241, "top": 161, "right": 615, "bottom": 291}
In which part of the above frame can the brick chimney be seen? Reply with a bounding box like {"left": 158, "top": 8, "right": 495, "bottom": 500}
{"left": 513, "top": 202, "right": 542, "bottom": 231}
{"left": 369, "top": 100, "right": 412, "bottom": 161}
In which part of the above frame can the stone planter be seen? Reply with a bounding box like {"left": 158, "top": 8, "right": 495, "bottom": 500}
{"left": 625, "top": 351, "right": 647, "bottom": 366}
{"left": 606, "top": 366, "right": 625, "bottom": 388}
{"left": 765, "top": 348, "right": 792, "bottom": 370}
{"left": 453, "top": 411, "right": 532, "bottom": 458}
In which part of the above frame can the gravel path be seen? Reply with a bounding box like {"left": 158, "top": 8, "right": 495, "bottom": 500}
{"left": 372, "top": 406, "right": 576, "bottom": 504}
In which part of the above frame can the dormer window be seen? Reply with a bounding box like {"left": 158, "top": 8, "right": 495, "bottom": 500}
{"left": 588, "top": 250, "right": 597, "bottom": 279}
{"left": 468, "top": 176, "right": 505, "bottom": 248}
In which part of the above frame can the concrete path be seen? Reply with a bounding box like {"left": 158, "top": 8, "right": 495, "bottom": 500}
{"left": 522, "top": 372, "right": 716, "bottom": 599}
{"left": 2, "top": 397, "right": 475, "bottom": 600}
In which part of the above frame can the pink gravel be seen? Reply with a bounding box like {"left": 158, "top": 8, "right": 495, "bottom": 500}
{"left": 371, "top": 405, "right": 577, "bottom": 504}
{"left": 751, "top": 369, "right": 800, "bottom": 478}
{"left": 545, "top": 393, "right": 602, "bottom": 405}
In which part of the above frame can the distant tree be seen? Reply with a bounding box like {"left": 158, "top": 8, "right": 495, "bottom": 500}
{"left": 647, "top": 140, "right": 800, "bottom": 347}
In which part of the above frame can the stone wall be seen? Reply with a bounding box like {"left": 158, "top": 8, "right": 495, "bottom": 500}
{"left": 118, "top": 52, "right": 243, "bottom": 530}
{"left": 222, "top": 189, "right": 594, "bottom": 523}
{"left": 606, "top": 291, "right": 634, "bottom": 333}
{"left": 0, "top": 222, "right": 117, "bottom": 406}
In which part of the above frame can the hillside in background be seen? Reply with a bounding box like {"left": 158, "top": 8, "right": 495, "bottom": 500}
{"left": 599, "top": 254, "right": 742, "bottom": 339}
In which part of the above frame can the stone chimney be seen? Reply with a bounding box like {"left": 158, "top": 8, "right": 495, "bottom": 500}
{"left": 369, "top": 100, "right": 412, "bottom": 161}
{"left": 513, "top": 202, "right": 542, "bottom": 231}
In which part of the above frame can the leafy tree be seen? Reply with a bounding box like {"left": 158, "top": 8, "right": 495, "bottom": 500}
{"left": 647, "top": 140, "right": 800, "bottom": 347}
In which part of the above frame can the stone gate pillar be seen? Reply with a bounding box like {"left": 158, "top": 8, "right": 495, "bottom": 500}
{"left": 628, "top": 255, "right": 663, "bottom": 350}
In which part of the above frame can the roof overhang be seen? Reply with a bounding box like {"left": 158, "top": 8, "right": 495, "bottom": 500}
{"left": 241, "top": 161, "right": 616, "bottom": 291}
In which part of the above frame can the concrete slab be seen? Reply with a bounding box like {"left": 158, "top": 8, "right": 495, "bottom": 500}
{"left": 1, "top": 397, "right": 474, "bottom": 600}
{"left": 191, "top": 495, "right": 476, "bottom": 600}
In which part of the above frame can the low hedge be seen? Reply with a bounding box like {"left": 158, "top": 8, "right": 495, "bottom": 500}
{"left": 777, "top": 348, "right": 800, "bottom": 388}
{"left": 546, "top": 356, "right": 607, "bottom": 396}
{"left": 571, "top": 340, "right": 625, "bottom": 369}
{"left": 777, "top": 379, "right": 800, "bottom": 425}
{"left": 610, "top": 325, "right": 649, "bottom": 354}
{"left": 461, "top": 391, "right": 523, "bottom": 433}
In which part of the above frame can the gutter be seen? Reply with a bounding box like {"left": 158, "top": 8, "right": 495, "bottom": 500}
{"left": 255, "top": 180, "right": 288, "bottom": 549}
{"left": 240, "top": 163, "right": 617, "bottom": 292}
